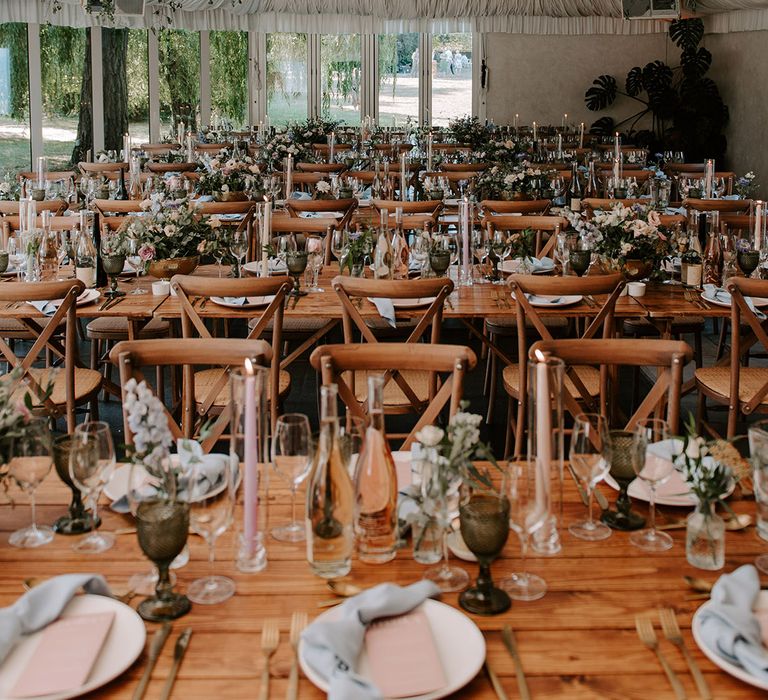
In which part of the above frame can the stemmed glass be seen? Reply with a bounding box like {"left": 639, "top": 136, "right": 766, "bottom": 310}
{"left": 7, "top": 417, "right": 54, "bottom": 548}
{"left": 185, "top": 454, "right": 237, "bottom": 604}
{"left": 501, "top": 463, "right": 548, "bottom": 601}
{"left": 7, "top": 236, "right": 24, "bottom": 281}
{"left": 569, "top": 249, "right": 591, "bottom": 277}
{"left": 229, "top": 229, "right": 249, "bottom": 278}
{"left": 331, "top": 229, "right": 348, "bottom": 261}
{"left": 629, "top": 418, "right": 674, "bottom": 551}
{"left": 52, "top": 434, "right": 97, "bottom": 535}
{"left": 126, "top": 238, "right": 147, "bottom": 294}
{"left": 129, "top": 460, "right": 191, "bottom": 621}
{"left": 271, "top": 414, "right": 313, "bottom": 542}
{"left": 554, "top": 232, "right": 571, "bottom": 276}
{"left": 458, "top": 482, "right": 511, "bottom": 615}
{"left": 411, "top": 234, "right": 430, "bottom": 277}
{"left": 748, "top": 420, "right": 768, "bottom": 573}
{"left": 601, "top": 430, "right": 646, "bottom": 531}
{"left": 420, "top": 458, "right": 469, "bottom": 592}
{"left": 69, "top": 421, "right": 117, "bottom": 554}
{"left": 306, "top": 242, "right": 324, "bottom": 293}
{"left": 286, "top": 250, "right": 308, "bottom": 296}
{"left": 737, "top": 249, "right": 760, "bottom": 278}
{"left": 569, "top": 413, "right": 612, "bottom": 541}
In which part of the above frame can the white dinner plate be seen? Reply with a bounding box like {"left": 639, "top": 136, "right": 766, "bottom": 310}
{"left": 242, "top": 260, "right": 288, "bottom": 276}
{"left": 511, "top": 292, "right": 583, "bottom": 307}
{"left": 603, "top": 438, "right": 735, "bottom": 507}
{"left": 0, "top": 594, "right": 146, "bottom": 700}
{"left": 390, "top": 297, "right": 438, "bottom": 309}
{"left": 76, "top": 289, "right": 101, "bottom": 306}
{"left": 500, "top": 257, "right": 555, "bottom": 275}
{"left": 446, "top": 529, "right": 477, "bottom": 562}
{"left": 299, "top": 211, "right": 344, "bottom": 219}
{"left": 298, "top": 598, "right": 486, "bottom": 700}
{"left": 210, "top": 295, "right": 276, "bottom": 308}
{"left": 692, "top": 590, "right": 768, "bottom": 691}
{"left": 701, "top": 289, "right": 768, "bottom": 309}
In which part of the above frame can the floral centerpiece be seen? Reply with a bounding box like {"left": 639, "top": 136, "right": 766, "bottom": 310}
{"left": 565, "top": 203, "right": 671, "bottom": 279}
{"left": 476, "top": 163, "right": 551, "bottom": 200}
{"left": 290, "top": 116, "right": 341, "bottom": 151}
{"left": 339, "top": 227, "right": 374, "bottom": 275}
{"left": 197, "top": 154, "right": 263, "bottom": 201}
{"left": 447, "top": 116, "right": 491, "bottom": 150}
{"left": 0, "top": 177, "right": 21, "bottom": 201}
{"left": 125, "top": 195, "right": 212, "bottom": 277}
{"left": 473, "top": 139, "right": 526, "bottom": 167}
{"left": 735, "top": 171, "right": 758, "bottom": 199}
{"left": 261, "top": 131, "right": 308, "bottom": 172}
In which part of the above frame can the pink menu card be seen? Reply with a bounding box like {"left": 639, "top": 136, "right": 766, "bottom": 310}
{"left": 364, "top": 608, "right": 446, "bottom": 698}
{"left": 10, "top": 612, "right": 115, "bottom": 698}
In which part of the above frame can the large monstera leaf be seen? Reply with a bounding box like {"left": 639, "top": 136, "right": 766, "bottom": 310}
{"left": 669, "top": 18, "right": 704, "bottom": 51}
{"left": 589, "top": 116, "right": 615, "bottom": 136}
{"left": 641, "top": 61, "right": 673, "bottom": 96}
{"left": 625, "top": 67, "right": 644, "bottom": 97}
{"left": 585, "top": 75, "right": 617, "bottom": 111}
{"left": 681, "top": 47, "right": 712, "bottom": 79}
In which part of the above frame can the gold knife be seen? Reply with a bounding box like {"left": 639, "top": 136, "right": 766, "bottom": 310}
{"left": 501, "top": 625, "right": 530, "bottom": 700}
{"left": 567, "top": 463, "right": 609, "bottom": 511}
{"left": 159, "top": 628, "right": 192, "bottom": 700}
{"left": 132, "top": 621, "right": 172, "bottom": 700}
{"left": 485, "top": 661, "right": 509, "bottom": 700}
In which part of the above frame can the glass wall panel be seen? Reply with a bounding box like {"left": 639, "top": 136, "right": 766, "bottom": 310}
{"left": 158, "top": 29, "right": 200, "bottom": 137}
{"left": 40, "top": 25, "right": 86, "bottom": 168}
{"left": 430, "top": 33, "right": 472, "bottom": 126}
{"left": 378, "top": 33, "right": 419, "bottom": 127}
{"left": 0, "top": 23, "right": 30, "bottom": 174}
{"left": 210, "top": 30, "right": 248, "bottom": 129}
{"left": 126, "top": 29, "right": 149, "bottom": 145}
{"left": 320, "top": 34, "right": 360, "bottom": 125}
{"left": 267, "top": 33, "right": 307, "bottom": 125}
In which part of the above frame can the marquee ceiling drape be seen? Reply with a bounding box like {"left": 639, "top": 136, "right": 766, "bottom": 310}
{"left": 1, "top": 0, "right": 767, "bottom": 34}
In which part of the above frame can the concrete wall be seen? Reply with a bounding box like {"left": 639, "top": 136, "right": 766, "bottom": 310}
{"left": 485, "top": 30, "right": 768, "bottom": 197}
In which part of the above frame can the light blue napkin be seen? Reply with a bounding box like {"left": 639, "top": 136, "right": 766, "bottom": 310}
{"left": 722, "top": 194, "right": 741, "bottom": 200}
{"left": 301, "top": 580, "right": 441, "bottom": 700}
{"left": 290, "top": 191, "right": 312, "bottom": 200}
{"left": 197, "top": 195, "right": 214, "bottom": 202}
{"left": 665, "top": 206, "right": 687, "bottom": 216}
{"left": 703, "top": 284, "right": 766, "bottom": 320}
{"left": 28, "top": 300, "right": 58, "bottom": 316}
{"left": 223, "top": 296, "right": 248, "bottom": 305}
{"left": 525, "top": 293, "right": 561, "bottom": 305}
{"left": 698, "top": 565, "right": 768, "bottom": 682}
{"left": 369, "top": 297, "right": 396, "bottom": 328}
{"left": 0, "top": 574, "right": 111, "bottom": 663}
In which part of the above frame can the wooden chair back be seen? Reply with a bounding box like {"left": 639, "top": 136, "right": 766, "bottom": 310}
{"left": 2, "top": 215, "right": 80, "bottom": 246}
{"left": 531, "top": 338, "right": 692, "bottom": 433}
{"left": 146, "top": 162, "right": 198, "bottom": 174}
{"left": 371, "top": 199, "right": 443, "bottom": 216}
{"left": 311, "top": 144, "right": 352, "bottom": 158}
{"left": 441, "top": 163, "right": 486, "bottom": 172}
{"left": 110, "top": 338, "right": 272, "bottom": 452}
{"left": 481, "top": 199, "right": 551, "bottom": 215}
{"left": 140, "top": 142, "right": 181, "bottom": 154}
{"left": 0, "top": 200, "right": 65, "bottom": 216}
{"left": 665, "top": 162, "right": 705, "bottom": 174}
{"left": 18, "top": 170, "right": 76, "bottom": 183}
{"left": 684, "top": 198, "right": 752, "bottom": 214}
{"left": 720, "top": 214, "right": 753, "bottom": 237}
{"left": 296, "top": 162, "right": 347, "bottom": 174}
{"left": 0, "top": 280, "right": 84, "bottom": 431}
{"left": 79, "top": 162, "right": 128, "bottom": 176}
{"left": 195, "top": 142, "right": 232, "bottom": 153}
{"left": 291, "top": 172, "right": 326, "bottom": 193}
{"left": 170, "top": 274, "right": 293, "bottom": 431}
{"left": 286, "top": 197, "right": 357, "bottom": 233}
{"left": 93, "top": 199, "right": 143, "bottom": 215}
{"left": 270, "top": 216, "right": 339, "bottom": 264}
{"left": 486, "top": 215, "right": 568, "bottom": 258}
{"left": 310, "top": 343, "right": 477, "bottom": 449}
{"left": 345, "top": 170, "right": 397, "bottom": 186}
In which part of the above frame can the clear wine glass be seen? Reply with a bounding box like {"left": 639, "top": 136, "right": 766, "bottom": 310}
{"left": 748, "top": 420, "right": 768, "bottom": 573}
{"left": 229, "top": 229, "right": 249, "bottom": 277}
{"left": 185, "top": 454, "right": 237, "bottom": 604}
{"left": 7, "top": 236, "right": 24, "bottom": 281}
{"left": 69, "top": 421, "right": 117, "bottom": 553}
{"left": 271, "top": 414, "right": 313, "bottom": 542}
{"left": 569, "top": 413, "right": 612, "bottom": 541}
{"left": 331, "top": 229, "right": 348, "bottom": 261}
{"left": 554, "top": 231, "right": 570, "bottom": 276}
{"left": 7, "top": 417, "right": 54, "bottom": 548}
{"left": 501, "top": 462, "right": 548, "bottom": 601}
{"left": 629, "top": 418, "right": 674, "bottom": 552}
{"left": 126, "top": 237, "right": 147, "bottom": 294}
{"left": 411, "top": 233, "right": 430, "bottom": 277}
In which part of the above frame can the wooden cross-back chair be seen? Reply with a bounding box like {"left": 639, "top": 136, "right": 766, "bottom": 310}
{"left": 110, "top": 338, "right": 271, "bottom": 453}
{"left": 423, "top": 171, "right": 479, "bottom": 196}
{"left": 269, "top": 217, "right": 339, "bottom": 265}
{"left": 485, "top": 215, "right": 568, "bottom": 259}
{"left": 0, "top": 200, "right": 65, "bottom": 216}
{"left": 331, "top": 275, "right": 454, "bottom": 426}
{"left": 170, "top": 274, "right": 293, "bottom": 432}
{"left": 290, "top": 172, "right": 326, "bottom": 193}
{"left": 296, "top": 161, "right": 347, "bottom": 174}
{"left": 93, "top": 199, "right": 143, "bottom": 216}
{"left": 195, "top": 201, "right": 255, "bottom": 246}
{"left": 683, "top": 198, "right": 753, "bottom": 214}
{"left": 345, "top": 170, "right": 398, "bottom": 186}
{"left": 18, "top": 170, "right": 76, "bottom": 183}
{"left": 0, "top": 280, "right": 102, "bottom": 432}
{"left": 442, "top": 163, "right": 486, "bottom": 172}
{"left": 695, "top": 277, "right": 768, "bottom": 438}
{"left": 531, "top": 338, "right": 692, "bottom": 436}
{"left": 310, "top": 343, "right": 477, "bottom": 450}
{"left": 79, "top": 162, "right": 128, "bottom": 177}
{"left": 371, "top": 199, "right": 443, "bottom": 233}
{"left": 286, "top": 197, "right": 358, "bottom": 237}
{"left": 502, "top": 273, "right": 625, "bottom": 457}
{"left": 2, "top": 215, "right": 80, "bottom": 248}
{"left": 195, "top": 142, "right": 232, "bottom": 153}
{"left": 481, "top": 200, "right": 551, "bottom": 215}
{"left": 145, "top": 162, "right": 198, "bottom": 174}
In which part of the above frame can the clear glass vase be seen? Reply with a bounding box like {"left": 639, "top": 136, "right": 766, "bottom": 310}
{"left": 412, "top": 517, "right": 442, "bottom": 565}
{"left": 686, "top": 502, "right": 725, "bottom": 571}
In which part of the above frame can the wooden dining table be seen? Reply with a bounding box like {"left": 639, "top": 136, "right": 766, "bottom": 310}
{"left": 1, "top": 467, "right": 766, "bottom": 698}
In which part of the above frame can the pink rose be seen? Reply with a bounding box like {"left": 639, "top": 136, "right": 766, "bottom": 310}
{"left": 138, "top": 244, "right": 156, "bottom": 261}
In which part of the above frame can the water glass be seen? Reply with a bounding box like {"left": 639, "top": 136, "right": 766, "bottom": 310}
{"left": 748, "top": 420, "right": 768, "bottom": 572}
{"left": 271, "top": 414, "right": 313, "bottom": 542}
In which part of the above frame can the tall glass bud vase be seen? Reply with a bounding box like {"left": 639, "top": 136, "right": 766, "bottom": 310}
{"left": 528, "top": 351, "right": 565, "bottom": 555}
{"left": 458, "top": 197, "right": 474, "bottom": 287}
{"left": 230, "top": 362, "right": 270, "bottom": 573}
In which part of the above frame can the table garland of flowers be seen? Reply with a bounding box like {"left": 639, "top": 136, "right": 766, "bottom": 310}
{"left": 197, "top": 153, "right": 264, "bottom": 200}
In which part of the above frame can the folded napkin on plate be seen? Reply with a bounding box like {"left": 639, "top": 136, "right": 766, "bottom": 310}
{"left": 698, "top": 564, "right": 768, "bottom": 682}
{"left": 722, "top": 194, "right": 741, "bottom": 200}
{"left": 197, "top": 194, "right": 214, "bottom": 202}
{"left": 28, "top": 300, "right": 59, "bottom": 316}
{"left": 290, "top": 191, "right": 312, "bottom": 200}
{"left": 0, "top": 574, "right": 111, "bottom": 663}
{"left": 703, "top": 284, "right": 766, "bottom": 320}
{"left": 665, "top": 206, "right": 688, "bottom": 216}
{"left": 222, "top": 296, "right": 248, "bottom": 306}
{"left": 369, "top": 297, "right": 396, "bottom": 329}
{"left": 301, "top": 580, "right": 441, "bottom": 700}
{"left": 525, "top": 293, "right": 561, "bottom": 305}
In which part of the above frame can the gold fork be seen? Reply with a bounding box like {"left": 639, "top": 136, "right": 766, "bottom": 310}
{"left": 287, "top": 611, "right": 308, "bottom": 700}
{"left": 635, "top": 615, "right": 687, "bottom": 700}
{"left": 258, "top": 619, "right": 280, "bottom": 700}
{"left": 659, "top": 608, "right": 711, "bottom": 700}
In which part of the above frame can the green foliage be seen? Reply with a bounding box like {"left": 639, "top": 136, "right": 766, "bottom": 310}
{"left": 126, "top": 30, "right": 149, "bottom": 122}
{"left": 158, "top": 28, "right": 200, "bottom": 132}
{"left": 266, "top": 33, "right": 307, "bottom": 123}
{"left": 210, "top": 31, "right": 248, "bottom": 127}
{"left": 0, "top": 23, "right": 29, "bottom": 121}
{"left": 320, "top": 35, "right": 360, "bottom": 119}
{"left": 40, "top": 25, "right": 86, "bottom": 118}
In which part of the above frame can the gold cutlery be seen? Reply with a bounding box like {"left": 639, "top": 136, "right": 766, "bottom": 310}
{"left": 103, "top": 296, "right": 124, "bottom": 311}
{"left": 159, "top": 628, "right": 192, "bottom": 700}
{"left": 501, "top": 624, "right": 530, "bottom": 700}
{"left": 586, "top": 294, "right": 598, "bottom": 307}
{"left": 132, "top": 621, "right": 172, "bottom": 700}
{"left": 199, "top": 296, "right": 208, "bottom": 310}
{"left": 484, "top": 660, "right": 509, "bottom": 700}
{"left": 258, "top": 619, "right": 280, "bottom": 700}
{"left": 582, "top": 294, "right": 596, "bottom": 308}
{"left": 659, "top": 607, "right": 712, "bottom": 700}
{"left": 287, "top": 611, "right": 308, "bottom": 700}
{"left": 635, "top": 615, "right": 687, "bottom": 700}
{"left": 566, "top": 463, "right": 609, "bottom": 511}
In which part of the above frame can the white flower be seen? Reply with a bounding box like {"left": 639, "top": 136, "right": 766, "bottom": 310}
{"left": 647, "top": 210, "right": 661, "bottom": 227}
{"left": 686, "top": 436, "right": 708, "bottom": 461}
{"left": 415, "top": 425, "right": 445, "bottom": 447}
{"left": 315, "top": 181, "right": 331, "bottom": 193}
{"left": 221, "top": 184, "right": 230, "bottom": 192}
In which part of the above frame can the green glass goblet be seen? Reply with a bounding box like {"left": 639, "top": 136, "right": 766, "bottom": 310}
{"left": 136, "top": 500, "right": 191, "bottom": 622}
{"left": 429, "top": 251, "right": 451, "bottom": 277}
{"left": 601, "top": 430, "right": 646, "bottom": 531}
{"left": 569, "top": 250, "right": 591, "bottom": 277}
{"left": 102, "top": 255, "right": 126, "bottom": 299}
{"left": 52, "top": 435, "right": 99, "bottom": 535}
{"left": 458, "top": 493, "right": 511, "bottom": 616}
{"left": 737, "top": 249, "right": 760, "bottom": 278}
{"left": 286, "top": 251, "right": 308, "bottom": 296}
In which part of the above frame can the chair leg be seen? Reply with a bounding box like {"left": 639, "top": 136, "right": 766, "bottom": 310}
{"left": 716, "top": 320, "right": 728, "bottom": 361}
{"left": 485, "top": 335, "right": 497, "bottom": 425}
{"left": 693, "top": 330, "right": 703, "bottom": 369}
{"left": 503, "top": 395, "right": 514, "bottom": 460}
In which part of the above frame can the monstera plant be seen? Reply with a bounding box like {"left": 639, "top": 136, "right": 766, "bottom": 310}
{"left": 584, "top": 18, "right": 728, "bottom": 162}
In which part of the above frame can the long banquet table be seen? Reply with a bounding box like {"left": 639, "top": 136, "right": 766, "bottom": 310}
{"left": 1, "top": 470, "right": 766, "bottom": 698}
